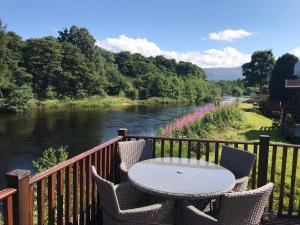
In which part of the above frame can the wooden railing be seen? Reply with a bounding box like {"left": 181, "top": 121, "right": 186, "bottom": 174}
{"left": 0, "top": 188, "right": 16, "bottom": 225}
{"left": 1, "top": 128, "right": 300, "bottom": 225}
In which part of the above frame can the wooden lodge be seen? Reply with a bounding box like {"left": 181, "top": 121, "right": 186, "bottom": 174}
{"left": 0, "top": 129, "right": 299, "bottom": 225}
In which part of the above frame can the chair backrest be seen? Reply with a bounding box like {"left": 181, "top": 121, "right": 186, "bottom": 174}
{"left": 218, "top": 183, "right": 274, "bottom": 225}
{"left": 220, "top": 145, "right": 256, "bottom": 179}
{"left": 91, "top": 166, "right": 120, "bottom": 217}
{"left": 118, "top": 140, "right": 153, "bottom": 168}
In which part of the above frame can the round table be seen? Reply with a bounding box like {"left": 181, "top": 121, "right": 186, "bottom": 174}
{"left": 128, "top": 157, "right": 236, "bottom": 225}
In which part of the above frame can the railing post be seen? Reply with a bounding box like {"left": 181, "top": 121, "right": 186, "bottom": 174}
{"left": 5, "top": 169, "right": 31, "bottom": 225}
{"left": 118, "top": 128, "right": 128, "bottom": 138}
{"left": 258, "top": 135, "right": 270, "bottom": 187}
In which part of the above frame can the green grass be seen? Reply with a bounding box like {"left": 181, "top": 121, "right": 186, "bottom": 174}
{"left": 206, "top": 102, "right": 285, "bottom": 142}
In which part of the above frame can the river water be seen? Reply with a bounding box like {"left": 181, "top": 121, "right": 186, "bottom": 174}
{"left": 0, "top": 96, "right": 237, "bottom": 188}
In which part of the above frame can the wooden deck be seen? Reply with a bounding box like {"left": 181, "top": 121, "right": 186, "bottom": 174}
{"left": 264, "top": 218, "right": 300, "bottom": 224}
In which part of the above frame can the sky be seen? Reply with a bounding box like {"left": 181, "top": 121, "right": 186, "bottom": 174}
{"left": 1, "top": 0, "right": 300, "bottom": 68}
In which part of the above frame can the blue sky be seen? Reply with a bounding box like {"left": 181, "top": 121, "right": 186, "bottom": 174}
{"left": 1, "top": 0, "right": 300, "bottom": 68}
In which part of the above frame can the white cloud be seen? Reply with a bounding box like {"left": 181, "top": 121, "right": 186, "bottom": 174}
{"left": 290, "top": 47, "right": 300, "bottom": 58}
{"left": 209, "top": 29, "right": 253, "bottom": 42}
{"left": 96, "top": 35, "right": 250, "bottom": 68}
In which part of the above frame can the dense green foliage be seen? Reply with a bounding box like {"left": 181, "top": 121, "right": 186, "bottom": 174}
{"left": 217, "top": 79, "right": 244, "bottom": 96}
{"left": 0, "top": 20, "right": 222, "bottom": 112}
{"left": 173, "top": 103, "right": 243, "bottom": 139}
{"left": 242, "top": 50, "right": 275, "bottom": 94}
{"left": 269, "top": 53, "right": 299, "bottom": 101}
{"left": 32, "top": 146, "right": 68, "bottom": 173}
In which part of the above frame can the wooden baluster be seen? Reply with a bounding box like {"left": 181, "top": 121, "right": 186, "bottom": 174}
{"left": 205, "top": 142, "right": 210, "bottom": 162}
{"left": 65, "top": 165, "right": 72, "bottom": 225}
{"left": 152, "top": 139, "right": 156, "bottom": 158}
{"left": 5, "top": 195, "right": 14, "bottom": 225}
{"left": 178, "top": 141, "right": 182, "bottom": 158}
{"left": 91, "top": 153, "right": 97, "bottom": 224}
{"left": 29, "top": 184, "right": 34, "bottom": 225}
{"left": 278, "top": 146, "right": 287, "bottom": 216}
{"left": 48, "top": 174, "right": 55, "bottom": 225}
{"left": 288, "top": 147, "right": 298, "bottom": 216}
{"left": 37, "top": 180, "right": 45, "bottom": 225}
{"left": 214, "top": 142, "right": 219, "bottom": 164}
{"left": 57, "top": 170, "right": 64, "bottom": 225}
{"left": 105, "top": 147, "right": 109, "bottom": 179}
{"left": 187, "top": 141, "right": 192, "bottom": 158}
{"left": 161, "top": 139, "right": 165, "bottom": 157}
{"left": 170, "top": 140, "right": 174, "bottom": 157}
{"left": 269, "top": 145, "right": 277, "bottom": 211}
{"left": 73, "top": 162, "right": 79, "bottom": 225}
{"left": 108, "top": 145, "right": 112, "bottom": 181}
{"left": 244, "top": 143, "right": 248, "bottom": 151}
{"left": 196, "top": 141, "right": 201, "bottom": 160}
{"left": 80, "top": 159, "right": 86, "bottom": 225}
{"left": 251, "top": 144, "right": 258, "bottom": 190}
{"left": 86, "top": 155, "right": 92, "bottom": 225}
{"left": 234, "top": 143, "right": 238, "bottom": 148}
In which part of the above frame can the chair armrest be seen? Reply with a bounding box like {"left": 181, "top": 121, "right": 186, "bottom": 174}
{"left": 183, "top": 205, "right": 218, "bottom": 225}
{"left": 232, "top": 176, "right": 249, "bottom": 192}
{"left": 119, "top": 200, "right": 174, "bottom": 224}
{"left": 115, "top": 182, "right": 145, "bottom": 209}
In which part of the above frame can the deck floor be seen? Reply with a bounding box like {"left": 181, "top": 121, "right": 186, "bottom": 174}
{"left": 263, "top": 218, "right": 300, "bottom": 225}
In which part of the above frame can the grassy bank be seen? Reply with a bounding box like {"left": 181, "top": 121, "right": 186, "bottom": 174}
{"left": 208, "top": 102, "right": 285, "bottom": 143}
{"left": 24, "top": 96, "right": 208, "bottom": 111}
{"left": 35, "top": 96, "right": 138, "bottom": 109}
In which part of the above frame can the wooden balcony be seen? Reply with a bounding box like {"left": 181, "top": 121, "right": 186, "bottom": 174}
{"left": 0, "top": 129, "right": 299, "bottom": 225}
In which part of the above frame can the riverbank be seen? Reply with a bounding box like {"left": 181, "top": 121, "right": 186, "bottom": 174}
{"left": 18, "top": 96, "right": 212, "bottom": 111}
{"left": 36, "top": 96, "right": 138, "bottom": 109}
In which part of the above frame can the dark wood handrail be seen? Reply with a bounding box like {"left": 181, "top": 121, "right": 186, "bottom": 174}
{"left": 29, "top": 135, "right": 124, "bottom": 184}
{"left": 127, "top": 135, "right": 259, "bottom": 145}
{"left": 0, "top": 188, "right": 16, "bottom": 200}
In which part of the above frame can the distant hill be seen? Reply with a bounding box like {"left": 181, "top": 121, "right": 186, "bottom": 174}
{"left": 203, "top": 67, "right": 243, "bottom": 81}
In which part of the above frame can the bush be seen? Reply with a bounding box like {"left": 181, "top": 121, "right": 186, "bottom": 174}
{"left": 45, "top": 85, "right": 57, "bottom": 99}
{"left": 5, "top": 85, "right": 35, "bottom": 112}
{"left": 32, "top": 146, "right": 68, "bottom": 173}
{"left": 232, "top": 86, "right": 243, "bottom": 96}
{"left": 126, "top": 88, "right": 139, "bottom": 100}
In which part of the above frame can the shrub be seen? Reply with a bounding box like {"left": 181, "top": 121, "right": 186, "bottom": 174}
{"left": 126, "top": 88, "right": 139, "bottom": 100}
{"left": 5, "top": 85, "right": 35, "bottom": 112}
{"left": 45, "top": 85, "right": 57, "bottom": 99}
{"left": 32, "top": 146, "right": 68, "bottom": 173}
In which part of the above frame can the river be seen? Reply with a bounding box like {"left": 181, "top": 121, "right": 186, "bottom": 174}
{"left": 0, "top": 96, "right": 238, "bottom": 188}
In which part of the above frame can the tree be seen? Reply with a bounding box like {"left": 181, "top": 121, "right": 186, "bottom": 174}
{"left": 269, "top": 53, "right": 299, "bottom": 101}
{"left": 23, "top": 37, "right": 63, "bottom": 98}
{"left": 4, "top": 84, "right": 34, "bottom": 112}
{"left": 242, "top": 50, "right": 275, "bottom": 94}
{"left": 58, "top": 26, "right": 96, "bottom": 60}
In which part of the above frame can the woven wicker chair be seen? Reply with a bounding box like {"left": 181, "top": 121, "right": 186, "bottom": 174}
{"left": 180, "top": 182, "right": 274, "bottom": 225}
{"left": 91, "top": 166, "right": 174, "bottom": 225}
{"left": 220, "top": 145, "right": 256, "bottom": 192}
{"left": 118, "top": 140, "right": 153, "bottom": 182}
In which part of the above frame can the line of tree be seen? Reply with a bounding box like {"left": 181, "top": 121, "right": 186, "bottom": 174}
{"left": 242, "top": 50, "right": 299, "bottom": 100}
{"left": 0, "top": 20, "right": 222, "bottom": 112}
